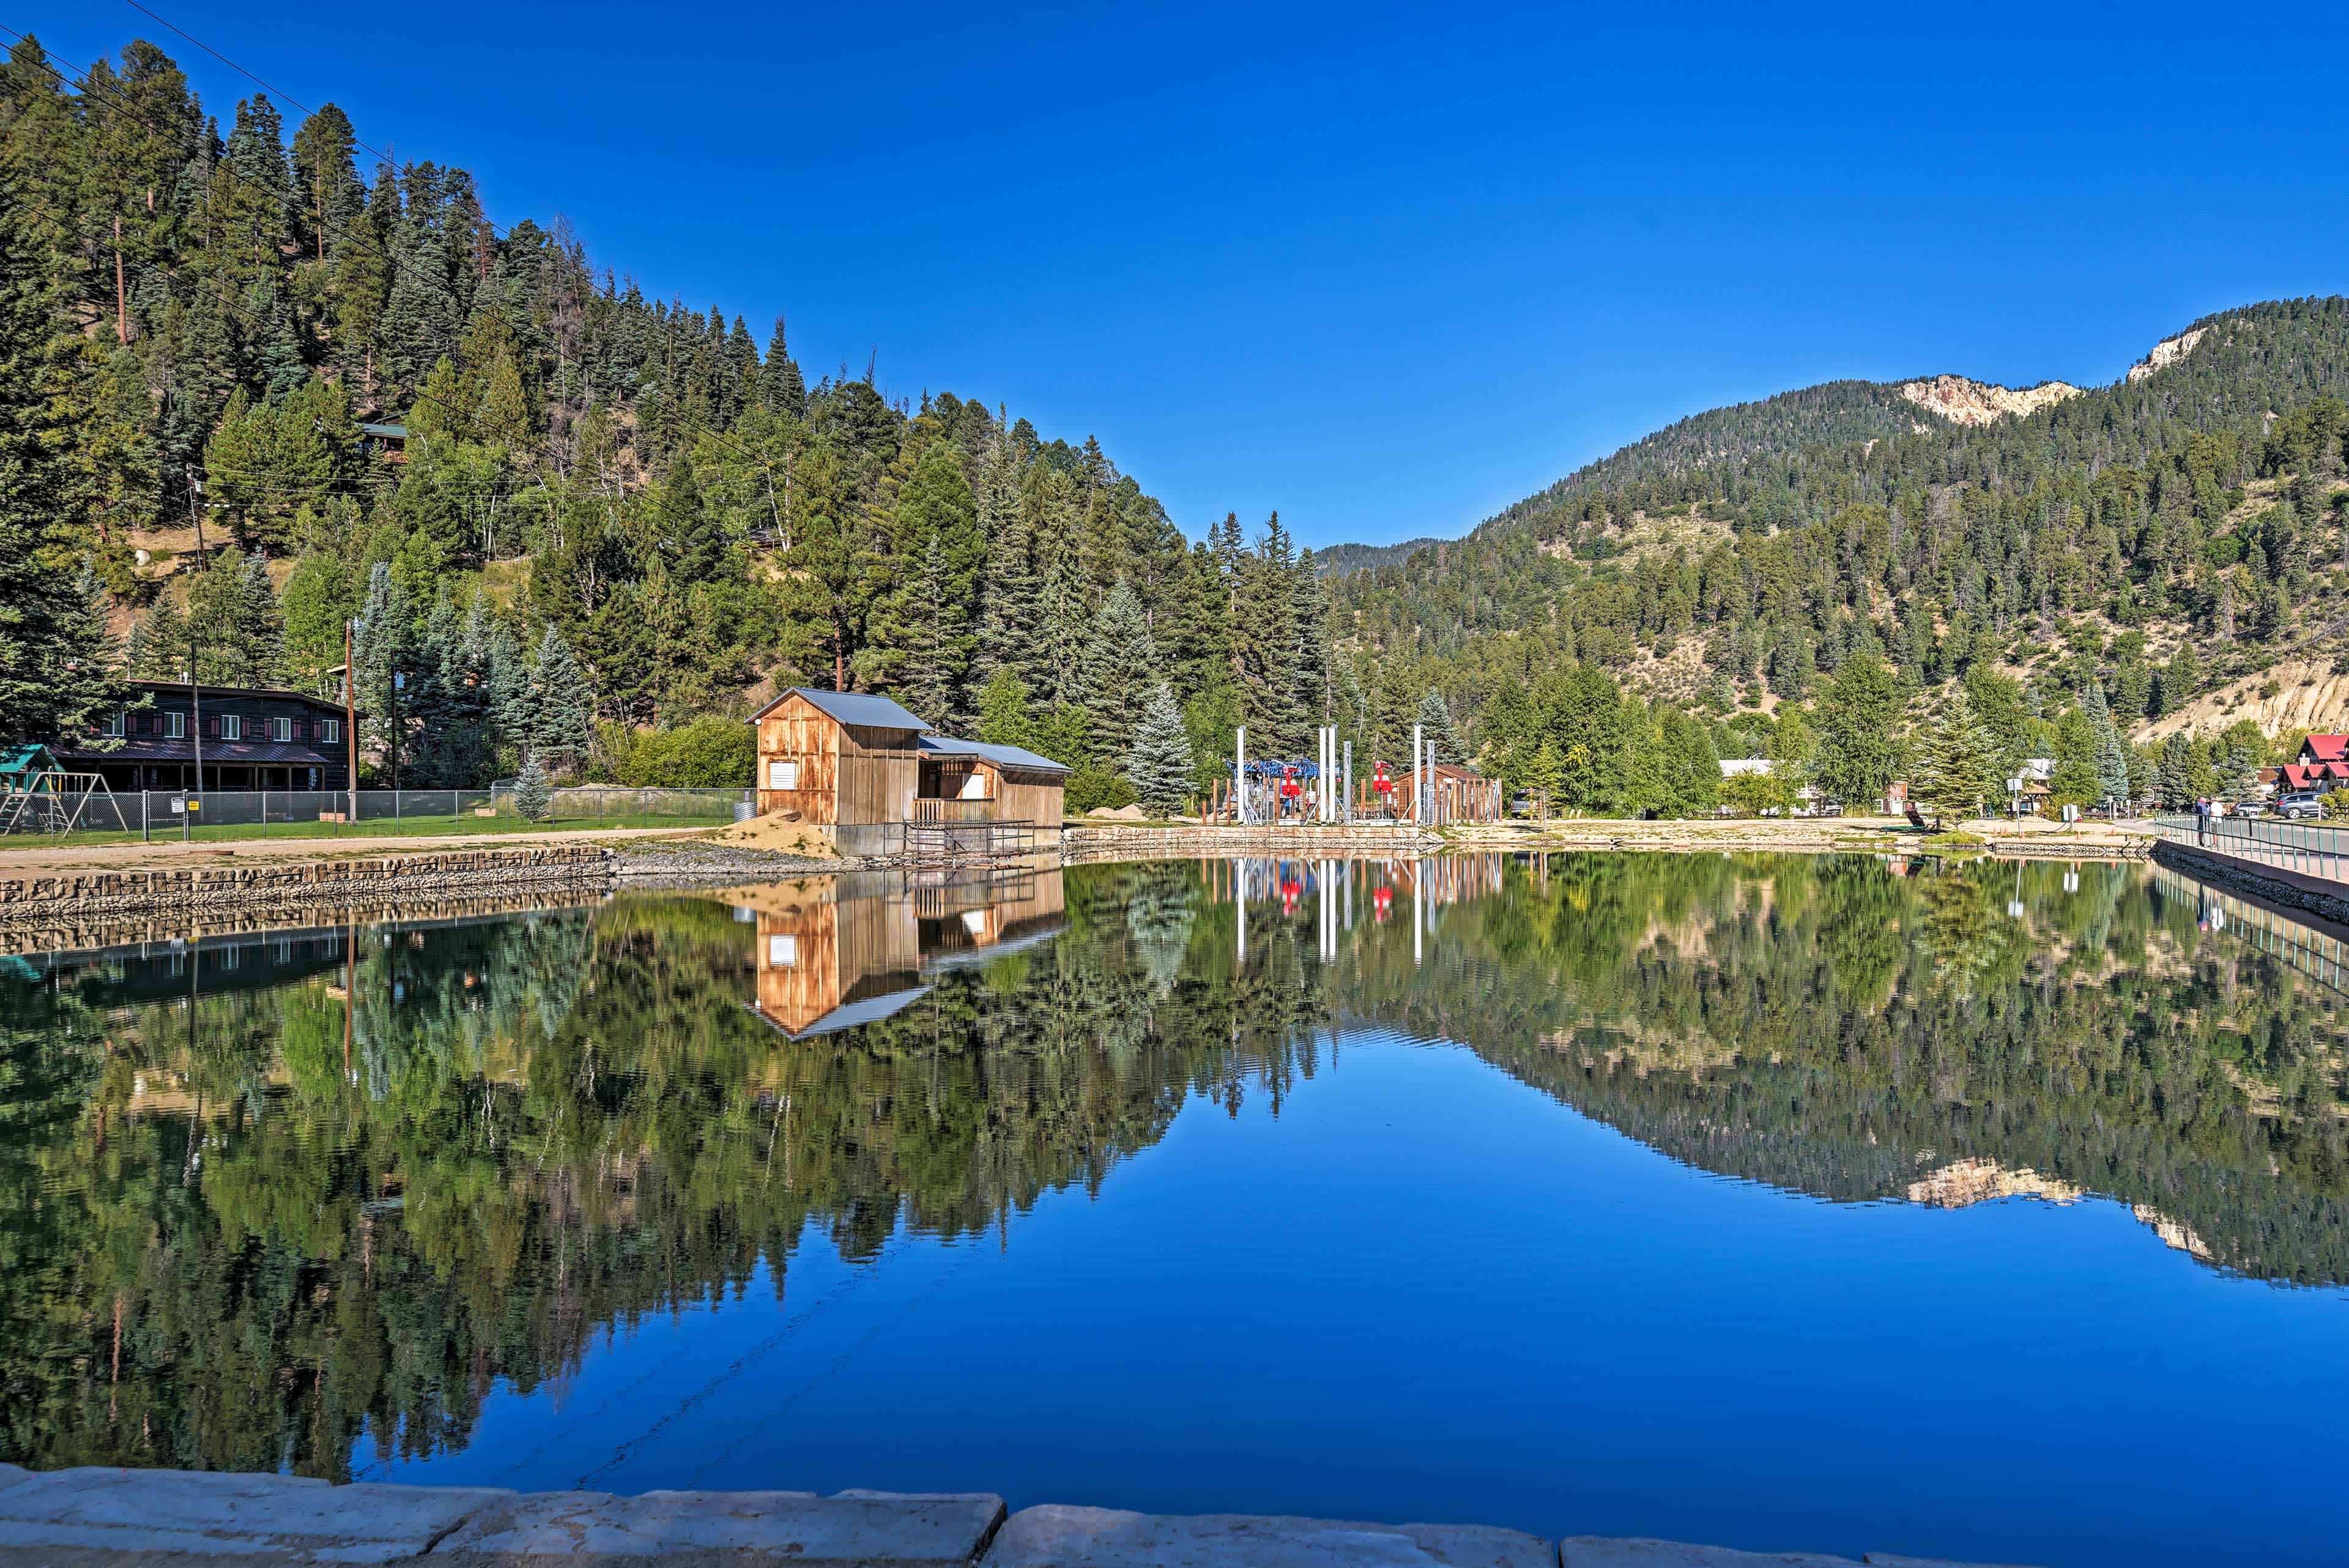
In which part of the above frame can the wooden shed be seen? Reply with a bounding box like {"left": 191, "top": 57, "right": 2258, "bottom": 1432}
{"left": 749, "top": 687, "right": 1069, "bottom": 852}
{"left": 750, "top": 688, "right": 928, "bottom": 853}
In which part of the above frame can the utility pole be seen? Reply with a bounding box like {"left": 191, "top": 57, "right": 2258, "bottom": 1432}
{"left": 344, "top": 619, "right": 358, "bottom": 827}
{"left": 184, "top": 464, "right": 206, "bottom": 564}
{"left": 185, "top": 655, "right": 204, "bottom": 842}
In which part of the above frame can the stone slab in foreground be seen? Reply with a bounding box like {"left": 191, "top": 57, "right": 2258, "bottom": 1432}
{"left": 1559, "top": 1539, "right": 2039, "bottom": 1568}
{"left": 986, "top": 1505, "right": 1549, "bottom": 1568}
{"left": 431, "top": 1487, "right": 1006, "bottom": 1566}
{"left": 0, "top": 1467, "right": 514, "bottom": 1564}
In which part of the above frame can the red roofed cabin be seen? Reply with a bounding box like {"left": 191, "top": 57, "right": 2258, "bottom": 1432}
{"left": 2281, "top": 734, "right": 2349, "bottom": 793}
{"left": 749, "top": 688, "right": 1067, "bottom": 853}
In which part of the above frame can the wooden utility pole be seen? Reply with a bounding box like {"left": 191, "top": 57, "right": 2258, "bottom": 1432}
{"left": 113, "top": 214, "right": 128, "bottom": 344}
{"left": 345, "top": 619, "right": 358, "bottom": 825}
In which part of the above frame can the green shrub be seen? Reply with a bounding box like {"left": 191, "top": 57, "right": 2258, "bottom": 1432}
{"left": 599, "top": 717, "right": 754, "bottom": 787}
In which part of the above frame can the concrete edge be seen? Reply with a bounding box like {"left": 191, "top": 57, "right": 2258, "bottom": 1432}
{"left": 0, "top": 1467, "right": 2037, "bottom": 1567}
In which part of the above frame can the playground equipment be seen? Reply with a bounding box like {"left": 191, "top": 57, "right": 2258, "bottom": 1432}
{"left": 0, "top": 744, "right": 132, "bottom": 835}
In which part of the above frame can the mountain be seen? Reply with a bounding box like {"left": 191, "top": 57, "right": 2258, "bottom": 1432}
{"left": 1327, "top": 298, "right": 2349, "bottom": 782}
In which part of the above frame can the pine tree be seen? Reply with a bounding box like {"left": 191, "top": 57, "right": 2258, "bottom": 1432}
{"left": 2084, "top": 681, "right": 2132, "bottom": 806}
{"left": 1912, "top": 691, "right": 2003, "bottom": 825}
{"left": 762, "top": 316, "right": 805, "bottom": 418}
{"left": 531, "top": 626, "right": 592, "bottom": 770}
{"left": 974, "top": 667, "right": 1036, "bottom": 750}
{"left": 0, "top": 185, "right": 120, "bottom": 744}
{"left": 1417, "top": 690, "right": 1468, "bottom": 765}
{"left": 2157, "top": 732, "right": 2195, "bottom": 808}
{"left": 1077, "top": 579, "right": 1158, "bottom": 764}
{"left": 970, "top": 422, "right": 1037, "bottom": 691}
{"left": 1126, "top": 682, "right": 1195, "bottom": 816}
{"left": 512, "top": 746, "right": 552, "bottom": 820}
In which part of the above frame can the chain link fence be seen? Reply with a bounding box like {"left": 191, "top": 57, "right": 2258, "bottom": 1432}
{"left": 4, "top": 785, "right": 750, "bottom": 840}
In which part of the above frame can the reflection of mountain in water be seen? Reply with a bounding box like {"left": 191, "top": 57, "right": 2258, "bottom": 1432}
{"left": 2, "top": 850, "right": 2344, "bottom": 1485}
{"left": 1329, "top": 852, "right": 2349, "bottom": 1288}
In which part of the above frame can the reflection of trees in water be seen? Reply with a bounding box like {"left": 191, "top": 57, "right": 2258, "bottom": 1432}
{"left": 4, "top": 852, "right": 2344, "bottom": 1484}
{"left": 1346, "top": 853, "right": 2349, "bottom": 1288}
{"left": 0, "top": 863, "right": 1328, "bottom": 1481}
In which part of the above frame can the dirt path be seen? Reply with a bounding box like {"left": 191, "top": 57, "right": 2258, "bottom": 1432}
{"left": 0, "top": 825, "right": 706, "bottom": 877}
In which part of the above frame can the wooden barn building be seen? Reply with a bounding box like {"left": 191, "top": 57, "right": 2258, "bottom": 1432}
{"left": 739, "top": 866, "right": 1067, "bottom": 1039}
{"left": 749, "top": 688, "right": 1068, "bottom": 853}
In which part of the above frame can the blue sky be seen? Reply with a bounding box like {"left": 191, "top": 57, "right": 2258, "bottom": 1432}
{"left": 28, "top": 2, "right": 2349, "bottom": 548}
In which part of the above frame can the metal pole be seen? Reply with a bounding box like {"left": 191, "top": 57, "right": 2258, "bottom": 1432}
{"left": 1236, "top": 725, "right": 1247, "bottom": 827}
{"left": 1411, "top": 724, "right": 1423, "bottom": 825}
{"left": 1342, "top": 740, "right": 1353, "bottom": 827}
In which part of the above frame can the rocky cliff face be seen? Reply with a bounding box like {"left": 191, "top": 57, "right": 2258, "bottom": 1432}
{"left": 2127, "top": 325, "right": 2210, "bottom": 383}
{"left": 1898, "top": 373, "right": 2085, "bottom": 426}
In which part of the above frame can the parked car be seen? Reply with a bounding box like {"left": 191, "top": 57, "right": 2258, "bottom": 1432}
{"left": 2273, "top": 790, "right": 2326, "bottom": 820}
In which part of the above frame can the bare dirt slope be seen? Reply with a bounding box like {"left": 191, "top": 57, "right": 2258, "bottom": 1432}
{"left": 2138, "top": 659, "right": 2349, "bottom": 743}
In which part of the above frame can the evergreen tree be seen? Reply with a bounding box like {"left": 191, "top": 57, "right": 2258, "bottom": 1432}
{"left": 0, "top": 185, "right": 119, "bottom": 744}
{"left": 2084, "top": 682, "right": 2132, "bottom": 806}
{"left": 1912, "top": 691, "right": 2003, "bottom": 825}
{"left": 1126, "top": 682, "right": 1195, "bottom": 816}
{"left": 2157, "top": 733, "right": 2196, "bottom": 808}
{"left": 1417, "top": 690, "right": 1468, "bottom": 765}
{"left": 1814, "top": 652, "right": 1902, "bottom": 811}
{"left": 974, "top": 667, "right": 1036, "bottom": 750}
{"left": 512, "top": 746, "right": 551, "bottom": 820}
{"left": 531, "top": 626, "right": 592, "bottom": 770}
{"left": 1077, "top": 579, "right": 1158, "bottom": 764}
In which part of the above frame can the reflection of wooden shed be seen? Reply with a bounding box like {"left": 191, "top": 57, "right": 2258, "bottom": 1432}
{"left": 741, "top": 875, "right": 924, "bottom": 1038}
{"left": 914, "top": 736, "right": 1069, "bottom": 825}
{"left": 738, "top": 865, "right": 1069, "bottom": 1039}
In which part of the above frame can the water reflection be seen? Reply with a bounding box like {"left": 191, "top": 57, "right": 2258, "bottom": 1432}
{"left": 0, "top": 851, "right": 2344, "bottom": 1489}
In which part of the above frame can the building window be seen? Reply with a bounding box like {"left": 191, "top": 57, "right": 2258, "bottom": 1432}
{"left": 319, "top": 718, "right": 340, "bottom": 744}
{"left": 271, "top": 716, "right": 294, "bottom": 742}
{"left": 768, "top": 933, "right": 798, "bottom": 967}
{"left": 166, "top": 712, "right": 186, "bottom": 738}
{"left": 768, "top": 759, "right": 801, "bottom": 790}
{"left": 100, "top": 710, "right": 125, "bottom": 737}
{"left": 220, "top": 715, "right": 242, "bottom": 741}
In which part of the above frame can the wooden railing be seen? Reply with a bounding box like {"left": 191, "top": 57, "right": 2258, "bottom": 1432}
{"left": 912, "top": 797, "right": 992, "bottom": 823}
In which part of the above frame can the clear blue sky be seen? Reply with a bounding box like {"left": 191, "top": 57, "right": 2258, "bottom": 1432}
{"left": 29, "top": 1, "right": 2349, "bottom": 548}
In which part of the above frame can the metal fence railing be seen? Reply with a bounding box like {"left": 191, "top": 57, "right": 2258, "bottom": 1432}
{"left": 2, "top": 785, "right": 751, "bottom": 840}
{"left": 2147, "top": 812, "right": 2349, "bottom": 886}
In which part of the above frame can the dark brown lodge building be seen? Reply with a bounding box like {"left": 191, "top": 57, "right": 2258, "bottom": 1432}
{"left": 56, "top": 680, "right": 354, "bottom": 792}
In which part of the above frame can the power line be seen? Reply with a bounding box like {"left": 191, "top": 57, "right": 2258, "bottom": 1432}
{"left": 116, "top": 0, "right": 399, "bottom": 170}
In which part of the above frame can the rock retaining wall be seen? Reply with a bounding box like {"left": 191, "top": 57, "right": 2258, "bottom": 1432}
{"left": 0, "top": 1463, "right": 2032, "bottom": 1567}
{"left": 1063, "top": 824, "right": 1441, "bottom": 863}
{"left": 0, "top": 845, "right": 612, "bottom": 931}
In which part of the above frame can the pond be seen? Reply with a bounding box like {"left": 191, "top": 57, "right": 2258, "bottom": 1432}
{"left": 2, "top": 853, "right": 2345, "bottom": 1568}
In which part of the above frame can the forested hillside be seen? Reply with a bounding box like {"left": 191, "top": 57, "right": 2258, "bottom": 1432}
{"left": 1330, "top": 299, "right": 2349, "bottom": 816}
{"left": 0, "top": 32, "right": 1341, "bottom": 804}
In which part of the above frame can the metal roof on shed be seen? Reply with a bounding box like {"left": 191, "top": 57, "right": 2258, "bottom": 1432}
{"left": 749, "top": 687, "right": 929, "bottom": 732}
{"left": 915, "top": 734, "right": 1072, "bottom": 776}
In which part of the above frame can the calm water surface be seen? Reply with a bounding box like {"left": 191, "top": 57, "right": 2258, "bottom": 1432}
{"left": 3, "top": 853, "right": 2346, "bottom": 1568}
